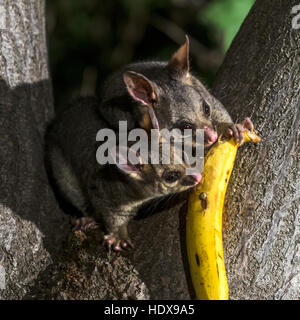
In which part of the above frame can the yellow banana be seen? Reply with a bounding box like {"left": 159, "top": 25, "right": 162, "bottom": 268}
{"left": 186, "top": 131, "right": 261, "bottom": 300}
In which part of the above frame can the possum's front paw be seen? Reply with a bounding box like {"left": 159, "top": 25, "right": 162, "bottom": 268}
{"left": 226, "top": 117, "right": 254, "bottom": 144}
{"left": 103, "top": 234, "right": 134, "bottom": 252}
{"left": 73, "top": 217, "right": 99, "bottom": 232}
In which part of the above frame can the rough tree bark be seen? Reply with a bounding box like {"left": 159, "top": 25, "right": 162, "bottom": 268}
{"left": 0, "top": 0, "right": 298, "bottom": 300}
{"left": 0, "top": 0, "right": 68, "bottom": 299}
{"left": 0, "top": 0, "right": 149, "bottom": 300}
{"left": 212, "top": 0, "right": 300, "bottom": 299}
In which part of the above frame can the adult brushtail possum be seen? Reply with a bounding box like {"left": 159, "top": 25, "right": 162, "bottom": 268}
{"left": 99, "top": 35, "right": 253, "bottom": 147}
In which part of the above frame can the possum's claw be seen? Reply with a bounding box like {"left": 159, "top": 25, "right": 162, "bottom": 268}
{"left": 226, "top": 117, "right": 254, "bottom": 144}
{"left": 73, "top": 217, "right": 99, "bottom": 232}
{"left": 120, "top": 239, "right": 134, "bottom": 250}
{"left": 103, "top": 234, "right": 134, "bottom": 252}
{"left": 242, "top": 117, "right": 254, "bottom": 131}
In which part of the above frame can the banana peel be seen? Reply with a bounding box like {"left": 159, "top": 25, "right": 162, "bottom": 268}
{"left": 186, "top": 130, "right": 261, "bottom": 300}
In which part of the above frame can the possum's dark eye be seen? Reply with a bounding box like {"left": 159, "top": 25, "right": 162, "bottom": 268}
{"left": 203, "top": 101, "right": 211, "bottom": 116}
{"left": 178, "top": 122, "right": 194, "bottom": 133}
{"left": 180, "top": 123, "right": 193, "bottom": 130}
{"left": 163, "top": 170, "right": 182, "bottom": 183}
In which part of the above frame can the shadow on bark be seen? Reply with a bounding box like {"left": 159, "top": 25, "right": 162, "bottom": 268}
{"left": 0, "top": 77, "right": 73, "bottom": 298}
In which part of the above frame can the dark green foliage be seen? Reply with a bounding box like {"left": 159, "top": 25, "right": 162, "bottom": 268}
{"left": 47, "top": 0, "right": 254, "bottom": 109}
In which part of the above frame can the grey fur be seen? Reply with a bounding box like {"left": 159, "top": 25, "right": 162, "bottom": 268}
{"left": 99, "top": 60, "right": 233, "bottom": 135}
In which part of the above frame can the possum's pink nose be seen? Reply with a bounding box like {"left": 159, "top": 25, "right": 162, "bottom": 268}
{"left": 191, "top": 173, "right": 202, "bottom": 184}
{"left": 204, "top": 126, "right": 218, "bottom": 144}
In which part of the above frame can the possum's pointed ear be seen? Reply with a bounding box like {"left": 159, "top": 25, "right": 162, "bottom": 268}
{"left": 123, "top": 71, "right": 158, "bottom": 107}
{"left": 123, "top": 71, "right": 160, "bottom": 131}
{"left": 168, "top": 35, "right": 190, "bottom": 77}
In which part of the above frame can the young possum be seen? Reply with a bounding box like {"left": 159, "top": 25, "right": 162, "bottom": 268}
{"left": 46, "top": 97, "right": 202, "bottom": 251}
{"left": 98, "top": 36, "right": 253, "bottom": 147}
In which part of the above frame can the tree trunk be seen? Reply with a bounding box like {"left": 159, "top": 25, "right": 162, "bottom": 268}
{"left": 0, "top": 0, "right": 149, "bottom": 300}
{"left": 0, "top": 0, "right": 69, "bottom": 299}
{"left": 130, "top": 0, "right": 300, "bottom": 299}
{"left": 212, "top": 0, "right": 300, "bottom": 299}
{"left": 1, "top": 0, "right": 298, "bottom": 300}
